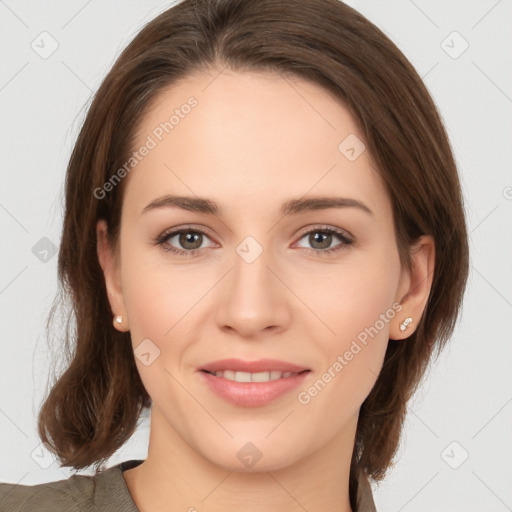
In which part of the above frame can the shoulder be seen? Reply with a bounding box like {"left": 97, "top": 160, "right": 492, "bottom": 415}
{"left": 0, "top": 472, "right": 97, "bottom": 512}
{"left": 357, "top": 473, "right": 377, "bottom": 512}
{"left": 0, "top": 460, "right": 144, "bottom": 512}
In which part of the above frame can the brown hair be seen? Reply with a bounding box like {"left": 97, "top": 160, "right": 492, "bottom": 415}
{"left": 38, "top": 0, "right": 469, "bottom": 508}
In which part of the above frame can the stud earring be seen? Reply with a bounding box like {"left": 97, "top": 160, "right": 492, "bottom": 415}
{"left": 113, "top": 315, "right": 123, "bottom": 327}
{"left": 399, "top": 317, "right": 413, "bottom": 332}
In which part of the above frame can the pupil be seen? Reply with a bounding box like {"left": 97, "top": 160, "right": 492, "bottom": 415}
{"left": 176, "top": 231, "right": 333, "bottom": 251}
{"left": 311, "top": 232, "right": 331, "bottom": 249}
{"left": 180, "top": 232, "right": 202, "bottom": 249}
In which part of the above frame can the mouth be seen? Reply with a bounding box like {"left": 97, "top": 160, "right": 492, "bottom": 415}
{"left": 198, "top": 367, "right": 311, "bottom": 407}
{"left": 200, "top": 369, "right": 310, "bottom": 382}
{"left": 199, "top": 357, "right": 310, "bottom": 375}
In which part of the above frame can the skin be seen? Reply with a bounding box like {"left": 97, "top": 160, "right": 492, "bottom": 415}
{"left": 97, "top": 68, "right": 435, "bottom": 512}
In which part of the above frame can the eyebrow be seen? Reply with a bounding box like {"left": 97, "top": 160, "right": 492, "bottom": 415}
{"left": 141, "top": 194, "right": 373, "bottom": 217}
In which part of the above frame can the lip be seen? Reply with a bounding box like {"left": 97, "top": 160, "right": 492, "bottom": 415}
{"left": 199, "top": 358, "right": 309, "bottom": 373}
{"left": 198, "top": 369, "right": 311, "bottom": 407}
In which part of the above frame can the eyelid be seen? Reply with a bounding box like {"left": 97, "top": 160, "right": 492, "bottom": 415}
{"left": 154, "top": 224, "right": 219, "bottom": 255}
{"left": 157, "top": 224, "right": 353, "bottom": 244}
{"left": 158, "top": 224, "right": 216, "bottom": 240}
{"left": 156, "top": 223, "right": 354, "bottom": 257}
{"left": 294, "top": 224, "right": 354, "bottom": 241}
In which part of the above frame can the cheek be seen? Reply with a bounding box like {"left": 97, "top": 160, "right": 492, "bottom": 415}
{"left": 118, "top": 234, "right": 199, "bottom": 349}
{"left": 122, "top": 263, "right": 207, "bottom": 349}
{"left": 306, "top": 241, "right": 401, "bottom": 348}
{"left": 301, "top": 243, "right": 400, "bottom": 407}
{"left": 297, "top": 295, "right": 396, "bottom": 436}
{"left": 335, "top": 266, "right": 398, "bottom": 346}
{"left": 120, "top": 257, "right": 205, "bottom": 404}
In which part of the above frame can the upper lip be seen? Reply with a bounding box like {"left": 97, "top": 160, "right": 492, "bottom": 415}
{"left": 200, "top": 358, "right": 310, "bottom": 373}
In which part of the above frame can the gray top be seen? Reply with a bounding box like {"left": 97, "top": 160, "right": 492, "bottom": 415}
{"left": 0, "top": 459, "right": 376, "bottom": 511}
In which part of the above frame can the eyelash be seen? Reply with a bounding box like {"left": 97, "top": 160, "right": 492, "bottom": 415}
{"left": 155, "top": 225, "right": 354, "bottom": 258}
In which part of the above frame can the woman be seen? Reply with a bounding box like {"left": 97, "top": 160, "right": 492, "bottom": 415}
{"left": 0, "top": 0, "right": 469, "bottom": 510}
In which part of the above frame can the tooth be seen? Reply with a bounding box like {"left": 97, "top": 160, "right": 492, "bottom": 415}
{"left": 251, "top": 371, "right": 270, "bottom": 382}
{"left": 216, "top": 370, "right": 300, "bottom": 382}
{"left": 234, "top": 371, "right": 252, "bottom": 382}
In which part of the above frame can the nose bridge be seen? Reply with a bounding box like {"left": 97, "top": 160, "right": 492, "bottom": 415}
{"left": 216, "top": 233, "right": 289, "bottom": 334}
{"left": 232, "top": 234, "right": 276, "bottom": 306}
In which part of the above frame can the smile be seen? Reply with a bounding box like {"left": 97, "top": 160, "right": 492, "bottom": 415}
{"left": 199, "top": 369, "right": 311, "bottom": 407}
{"left": 202, "top": 369, "right": 307, "bottom": 382}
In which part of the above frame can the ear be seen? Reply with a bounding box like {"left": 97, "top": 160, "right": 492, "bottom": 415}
{"left": 390, "top": 235, "right": 435, "bottom": 340}
{"left": 96, "top": 219, "right": 129, "bottom": 332}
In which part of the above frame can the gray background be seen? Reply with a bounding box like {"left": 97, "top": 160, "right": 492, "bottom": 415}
{"left": 1, "top": 1, "right": 511, "bottom": 510}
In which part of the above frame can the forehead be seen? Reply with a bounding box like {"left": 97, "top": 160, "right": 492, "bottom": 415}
{"left": 124, "top": 69, "right": 391, "bottom": 220}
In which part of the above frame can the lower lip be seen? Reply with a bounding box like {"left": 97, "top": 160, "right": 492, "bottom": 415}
{"left": 198, "top": 370, "right": 310, "bottom": 407}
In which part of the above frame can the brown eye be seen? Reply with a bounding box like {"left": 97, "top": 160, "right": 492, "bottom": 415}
{"left": 295, "top": 226, "right": 354, "bottom": 255}
{"left": 308, "top": 231, "right": 333, "bottom": 250}
{"left": 156, "top": 227, "right": 215, "bottom": 257}
{"left": 177, "top": 231, "right": 203, "bottom": 250}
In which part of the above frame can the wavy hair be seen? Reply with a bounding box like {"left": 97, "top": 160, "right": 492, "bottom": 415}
{"left": 37, "top": 1, "right": 469, "bottom": 509}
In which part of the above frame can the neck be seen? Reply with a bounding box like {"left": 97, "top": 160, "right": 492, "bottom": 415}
{"left": 123, "top": 406, "right": 356, "bottom": 512}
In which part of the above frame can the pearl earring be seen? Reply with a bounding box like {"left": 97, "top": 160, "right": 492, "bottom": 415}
{"left": 114, "top": 315, "right": 123, "bottom": 325}
{"left": 399, "top": 317, "right": 413, "bottom": 332}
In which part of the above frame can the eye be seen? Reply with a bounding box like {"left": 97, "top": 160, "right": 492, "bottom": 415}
{"left": 155, "top": 224, "right": 354, "bottom": 258}
{"left": 294, "top": 225, "right": 354, "bottom": 255}
{"left": 155, "top": 226, "right": 216, "bottom": 257}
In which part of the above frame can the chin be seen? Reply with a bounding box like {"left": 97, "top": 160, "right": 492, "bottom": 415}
{"left": 196, "top": 435, "right": 309, "bottom": 474}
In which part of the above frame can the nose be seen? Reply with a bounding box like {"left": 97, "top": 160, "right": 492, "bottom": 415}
{"left": 215, "top": 241, "right": 292, "bottom": 339}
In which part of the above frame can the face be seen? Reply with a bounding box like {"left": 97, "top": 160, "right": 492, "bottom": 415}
{"left": 98, "top": 69, "right": 418, "bottom": 472}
